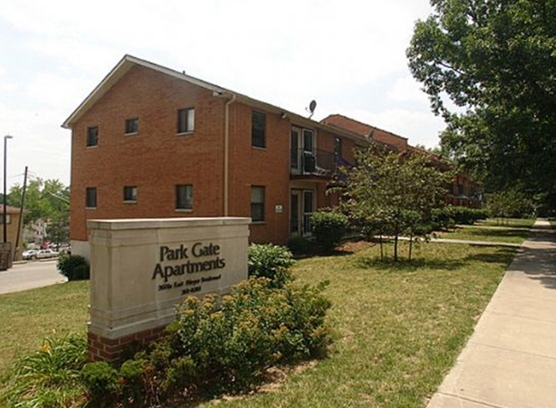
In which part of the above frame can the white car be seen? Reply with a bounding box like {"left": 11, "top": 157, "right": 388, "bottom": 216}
{"left": 22, "top": 249, "right": 39, "bottom": 260}
{"left": 36, "top": 249, "right": 59, "bottom": 260}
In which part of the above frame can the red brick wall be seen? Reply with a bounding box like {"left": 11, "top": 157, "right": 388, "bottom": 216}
{"left": 228, "top": 103, "right": 292, "bottom": 245}
{"left": 70, "top": 66, "right": 226, "bottom": 241}
{"left": 70, "top": 65, "right": 354, "bottom": 246}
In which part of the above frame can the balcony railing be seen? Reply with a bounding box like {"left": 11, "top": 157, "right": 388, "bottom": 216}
{"left": 290, "top": 149, "right": 350, "bottom": 177}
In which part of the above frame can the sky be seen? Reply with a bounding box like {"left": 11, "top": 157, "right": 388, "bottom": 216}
{"left": 0, "top": 0, "right": 444, "bottom": 190}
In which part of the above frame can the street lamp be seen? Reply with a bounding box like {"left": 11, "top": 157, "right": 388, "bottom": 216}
{"left": 3, "top": 135, "right": 13, "bottom": 243}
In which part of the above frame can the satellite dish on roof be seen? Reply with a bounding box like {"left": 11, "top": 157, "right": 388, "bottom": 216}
{"left": 306, "top": 100, "right": 317, "bottom": 119}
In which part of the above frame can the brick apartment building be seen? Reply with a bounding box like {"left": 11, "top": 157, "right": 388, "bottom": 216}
{"left": 63, "top": 55, "right": 478, "bottom": 258}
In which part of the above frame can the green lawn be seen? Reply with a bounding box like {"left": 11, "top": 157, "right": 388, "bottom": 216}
{"left": 475, "top": 218, "right": 536, "bottom": 228}
{"left": 0, "top": 282, "right": 89, "bottom": 389}
{"left": 194, "top": 242, "right": 515, "bottom": 408}
{"left": 0, "top": 241, "right": 516, "bottom": 408}
{"left": 438, "top": 225, "right": 531, "bottom": 244}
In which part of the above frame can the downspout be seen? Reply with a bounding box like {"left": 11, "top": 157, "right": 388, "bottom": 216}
{"left": 223, "top": 93, "right": 236, "bottom": 217}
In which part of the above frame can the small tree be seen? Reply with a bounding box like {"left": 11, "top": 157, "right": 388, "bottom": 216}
{"left": 333, "top": 143, "right": 452, "bottom": 262}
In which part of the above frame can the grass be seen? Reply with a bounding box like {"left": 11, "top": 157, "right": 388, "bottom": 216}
{"left": 0, "top": 239, "right": 517, "bottom": 408}
{"left": 193, "top": 241, "right": 515, "bottom": 408}
{"left": 0, "top": 281, "right": 89, "bottom": 395}
{"left": 438, "top": 225, "right": 531, "bottom": 244}
{"left": 475, "top": 218, "right": 536, "bottom": 228}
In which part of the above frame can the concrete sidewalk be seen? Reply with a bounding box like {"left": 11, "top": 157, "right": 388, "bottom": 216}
{"left": 427, "top": 218, "right": 556, "bottom": 408}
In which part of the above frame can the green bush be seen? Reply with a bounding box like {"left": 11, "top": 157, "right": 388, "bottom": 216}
{"left": 6, "top": 334, "right": 87, "bottom": 407}
{"left": 310, "top": 211, "right": 349, "bottom": 252}
{"left": 431, "top": 207, "right": 455, "bottom": 230}
{"left": 287, "top": 236, "right": 313, "bottom": 256}
{"left": 448, "top": 206, "right": 487, "bottom": 225}
{"left": 115, "top": 278, "right": 332, "bottom": 404}
{"left": 57, "top": 255, "right": 90, "bottom": 281}
{"left": 80, "top": 361, "right": 119, "bottom": 405}
{"left": 248, "top": 244, "right": 294, "bottom": 288}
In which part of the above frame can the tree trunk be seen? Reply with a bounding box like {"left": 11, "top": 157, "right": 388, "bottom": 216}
{"left": 394, "top": 234, "right": 398, "bottom": 262}
{"left": 408, "top": 234, "right": 413, "bottom": 261}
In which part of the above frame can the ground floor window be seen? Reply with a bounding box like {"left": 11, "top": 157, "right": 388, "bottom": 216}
{"left": 251, "top": 186, "right": 265, "bottom": 222}
{"left": 123, "top": 186, "right": 137, "bottom": 202}
{"left": 176, "top": 185, "right": 193, "bottom": 210}
{"left": 85, "top": 187, "right": 97, "bottom": 208}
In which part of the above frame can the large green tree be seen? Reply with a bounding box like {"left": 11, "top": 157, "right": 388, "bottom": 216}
{"left": 407, "top": 0, "right": 556, "bottom": 211}
{"left": 8, "top": 178, "right": 69, "bottom": 230}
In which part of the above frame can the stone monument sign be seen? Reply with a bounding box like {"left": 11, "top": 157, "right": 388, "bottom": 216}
{"left": 86, "top": 217, "right": 250, "bottom": 362}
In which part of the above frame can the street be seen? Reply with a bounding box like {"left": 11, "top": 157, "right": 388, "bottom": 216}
{"left": 0, "top": 260, "right": 67, "bottom": 295}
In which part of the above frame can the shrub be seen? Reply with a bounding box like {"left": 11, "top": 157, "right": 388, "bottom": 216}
{"left": 287, "top": 236, "right": 313, "bottom": 256}
{"left": 310, "top": 211, "right": 349, "bottom": 253}
{"left": 57, "top": 255, "right": 90, "bottom": 281}
{"left": 431, "top": 207, "right": 455, "bottom": 230}
{"left": 248, "top": 244, "right": 294, "bottom": 288}
{"left": 80, "top": 361, "right": 119, "bottom": 405}
{"left": 448, "top": 206, "right": 487, "bottom": 225}
{"left": 6, "top": 334, "right": 87, "bottom": 407}
{"left": 114, "top": 278, "right": 332, "bottom": 404}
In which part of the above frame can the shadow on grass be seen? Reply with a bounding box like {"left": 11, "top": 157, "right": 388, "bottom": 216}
{"left": 454, "top": 228, "right": 530, "bottom": 240}
{"left": 353, "top": 256, "right": 466, "bottom": 272}
{"left": 463, "top": 246, "right": 517, "bottom": 264}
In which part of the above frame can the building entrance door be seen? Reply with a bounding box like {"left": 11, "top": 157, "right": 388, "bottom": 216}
{"left": 290, "top": 189, "right": 314, "bottom": 236}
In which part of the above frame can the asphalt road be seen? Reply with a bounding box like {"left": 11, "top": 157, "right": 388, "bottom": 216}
{"left": 0, "top": 260, "right": 67, "bottom": 295}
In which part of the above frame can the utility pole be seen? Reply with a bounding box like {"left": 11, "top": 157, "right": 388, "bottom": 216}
{"left": 3, "top": 135, "right": 13, "bottom": 243}
{"left": 13, "top": 166, "right": 27, "bottom": 261}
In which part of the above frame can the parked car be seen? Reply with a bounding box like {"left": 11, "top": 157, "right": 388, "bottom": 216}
{"left": 22, "top": 249, "right": 39, "bottom": 260}
{"left": 36, "top": 249, "right": 59, "bottom": 259}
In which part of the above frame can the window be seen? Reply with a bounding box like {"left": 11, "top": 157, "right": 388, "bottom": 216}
{"left": 251, "top": 186, "right": 265, "bottom": 222}
{"left": 0, "top": 215, "right": 11, "bottom": 224}
{"left": 251, "top": 111, "right": 266, "bottom": 148}
{"left": 334, "top": 137, "right": 342, "bottom": 159}
{"left": 87, "top": 126, "right": 98, "bottom": 147}
{"left": 85, "top": 187, "right": 97, "bottom": 208}
{"left": 125, "top": 118, "right": 139, "bottom": 134}
{"left": 176, "top": 184, "right": 193, "bottom": 210}
{"left": 177, "top": 108, "right": 195, "bottom": 133}
{"left": 123, "top": 186, "right": 137, "bottom": 202}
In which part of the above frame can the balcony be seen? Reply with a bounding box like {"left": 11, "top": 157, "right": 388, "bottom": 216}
{"left": 290, "top": 149, "right": 350, "bottom": 179}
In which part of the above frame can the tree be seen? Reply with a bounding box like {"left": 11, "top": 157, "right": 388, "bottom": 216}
{"left": 334, "top": 143, "right": 452, "bottom": 261}
{"left": 407, "top": 0, "right": 556, "bottom": 211}
{"left": 8, "top": 178, "right": 70, "bottom": 237}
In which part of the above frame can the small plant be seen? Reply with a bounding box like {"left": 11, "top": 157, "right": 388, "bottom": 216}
{"left": 80, "top": 361, "right": 120, "bottom": 405}
{"left": 310, "top": 211, "right": 349, "bottom": 253}
{"left": 6, "top": 334, "right": 87, "bottom": 407}
{"left": 248, "top": 244, "right": 294, "bottom": 287}
{"left": 57, "top": 255, "right": 90, "bottom": 281}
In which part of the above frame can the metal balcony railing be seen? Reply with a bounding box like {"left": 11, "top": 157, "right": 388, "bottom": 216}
{"left": 290, "top": 149, "right": 350, "bottom": 177}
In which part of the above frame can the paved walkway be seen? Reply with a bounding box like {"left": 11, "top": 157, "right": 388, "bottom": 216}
{"left": 427, "top": 218, "right": 556, "bottom": 408}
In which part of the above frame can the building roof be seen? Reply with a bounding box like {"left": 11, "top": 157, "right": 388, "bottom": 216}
{"left": 321, "top": 114, "right": 408, "bottom": 148}
{"left": 61, "top": 55, "right": 366, "bottom": 145}
{"left": 0, "top": 205, "right": 22, "bottom": 214}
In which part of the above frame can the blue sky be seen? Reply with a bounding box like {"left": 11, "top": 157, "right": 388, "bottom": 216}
{"left": 0, "top": 0, "right": 444, "bottom": 189}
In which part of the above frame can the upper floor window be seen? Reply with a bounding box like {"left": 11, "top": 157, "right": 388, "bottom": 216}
{"left": 252, "top": 111, "right": 266, "bottom": 148}
{"left": 87, "top": 126, "right": 98, "bottom": 147}
{"left": 334, "top": 137, "right": 342, "bottom": 158}
{"left": 123, "top": 186, "right": 137, "bottom": 202}
{"left": 177, "top": 108, "right": 195, "bottom": 134}
{"left": 176, "top": 184, "right": 193, "bottom": 210}
{"left": 125, "top": 118, "right": 139, "bottom": 134}
{"left": 85, "top": 187, "right": 97, "bottom": 209}
{"left": 250, "top": 186, "right": 265, "bottom": 222}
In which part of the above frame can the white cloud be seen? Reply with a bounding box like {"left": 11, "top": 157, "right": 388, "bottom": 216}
{"left": 0, "top": 0, "right": 439, "bottom": 188}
